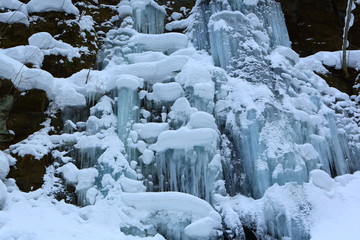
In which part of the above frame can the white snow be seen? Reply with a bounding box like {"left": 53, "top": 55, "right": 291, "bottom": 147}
{"left": 0, "top": 52, "right": 54, "bottom": 98}
{"left": 149, "top": 127, "right": 218, "bottom": 152}
{"left": 297, "top": 50, "right": 360, "bottom": 73}
{"left": 175, "top": 60, "right": 212, "bottom": 87}
{"left": 108, "top": 55, "right": 189, "bottom": 84}
{"left": 118, "top": 2, "right": 133, "bottom": 19}
{"left": 78, "top": 15, "right": 95, "bottom": 32}
{"left": 2, "top": 45, "right": 44, "bottom": 67}
{"left": 140, "top": 149, "right": 154, "bottom": 165}
{"left": 130, "top": 33, "right": 188, "bottom": 53}
{"left": 0, "top": 152, "right": 11, "bottom": 180}
{"left": 188, "top": 112, "right": 217, "bottom": 129}
{"left": 0, "top": 0, "right": 359, "bottom": 239}
{"left": 26, "top": 0, "right": 79, "bottom": 15}
{"left": 184, "top": 217, "right": 218, "bottom": 238}
{"left": 115, "top": 74, "right": 143, "bottom": 90}
{"left": 309, "top": 169, "right": 335, "bottom": 192}
{"left": 121, "top": 192, "right": 222, "bottom": 238}
{"left": 147, "top": 82, "right": 184, "bottom": 102}
{"left": 119, "top": 175, "right": 146, "bottom": 193}
{"left": 126, "top": 52, "right": 166, "bottom": 63}
{"left": 0, "top": 11, "right": 29, "bottom": 25}
{"left": 54, "top": 86, "right": 87, "bottom": 108}
{"left": 0, "top": 0, "right": 24, "bottom": 11}
{"left": 165, "top": 17, "right": 192, "bottom": 31}
{"left": 28, "top": 32, "right": 81, "bottom": 61}
{"left": 132, "top": 123, "right": 169, "bottom": 140}
{"left": 58, "top": 162, "right": 79, "bottom": 185}
{"left": 0, "top": 179, "right": 7, "bottom": 210}
{"left": 171, "top": 12, "right": 182, "bottom": 21}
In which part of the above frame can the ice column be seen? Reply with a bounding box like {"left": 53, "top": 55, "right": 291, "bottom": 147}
{"left": 192, "top": 0, "right": 290, "bottom": 53}
{"left": 227, "top": 0, "right": 291, "bottom": 48}
{"left": 131, "top": 0, "right": 166, "bottom": 34}
{"left": 208, "top": 11, "right": 254, "bottom": 72}
{"left": 149, "top": 127, "right": 220, "bottom": 202}
{"left": 116, "top": 75, "right": 142, "bottom": 143}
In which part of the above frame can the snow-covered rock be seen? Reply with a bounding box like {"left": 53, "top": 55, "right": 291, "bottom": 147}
{"left": 26, "top": 0, "right": 79, "bottom": 15}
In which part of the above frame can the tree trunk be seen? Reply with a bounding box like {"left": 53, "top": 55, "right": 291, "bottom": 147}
{"left": 342, "top": 0, "right": 354, "bottom": 78}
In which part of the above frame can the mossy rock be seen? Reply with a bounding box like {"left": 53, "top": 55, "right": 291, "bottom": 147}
{"left": 8, "top": 154, "right": 53, "bottom": 192}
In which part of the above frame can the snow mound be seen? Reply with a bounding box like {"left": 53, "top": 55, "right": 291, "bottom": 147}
{"left": 26, "top": 0, "right": 79, "bottom": 15}
{"left": 0, "top": 180, "right": 7, "bottom": 210}
{"left": 147, "top": 82, "right": 184, "bottom": 102}
{"left": 310, "top": 169, "right": 335, "bottom": 191}
{"left": 28, "top": 32, "right": 81, "bottom": 61}
{"left": 0, "top": 151, "right": 13, "bottom": 179}
{"left": 130, "top": 33, "right": 188, "bottom": 53}
{"left": 0, "top": 11, "right": 29, "bottom": 25}
{"left": 121, "top": 192, "right": 222, "bottom": 238}
{"left": 0, "top": 0, "right": 27, "bottom": 15}
{"left": 0, "top": 52, "right": 54, "bottom": 98}
{"left": 150, "top": 127, "right": 218, "bottom": 152}
{"left": 2, "top": 45, "right": 44, "bottom": 67}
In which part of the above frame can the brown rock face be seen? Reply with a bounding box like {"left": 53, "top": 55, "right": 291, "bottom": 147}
{"left": 0, "top": 80, "right": 48, "bottom": 150}
{"left": 7, "top": 154, "right": 53, "bottom": 192}
{"left": 277, "top": 0, "right": 360, "bottom": 57}
{"left": 0, "top": 79, "right": 51, "bottom": 191}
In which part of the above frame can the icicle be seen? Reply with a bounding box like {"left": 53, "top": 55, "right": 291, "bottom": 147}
{"left": 116, "top": 76, "right": 141, "bottom": 143}
{"left": 131, "top": 0, "right": 166, "bottom": 34}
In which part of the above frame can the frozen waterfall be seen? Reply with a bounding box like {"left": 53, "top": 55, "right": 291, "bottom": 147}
{"left": 54, "top": 0, "right": 360, "bottom": 239}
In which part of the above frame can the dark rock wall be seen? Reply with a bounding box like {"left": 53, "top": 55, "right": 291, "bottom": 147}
{"left": 278, "top": 0, "right": 360, "bottom": 96}
{"left": 278, "top": 0, "right": 360, "bottom": 57}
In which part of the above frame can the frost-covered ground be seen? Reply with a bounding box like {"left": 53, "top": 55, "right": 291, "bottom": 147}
{"left": 0, "top": 0, "right": 360, "bottom": 239}
{"left": 1, "top": 168, "right": 360, "bottom": 239}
